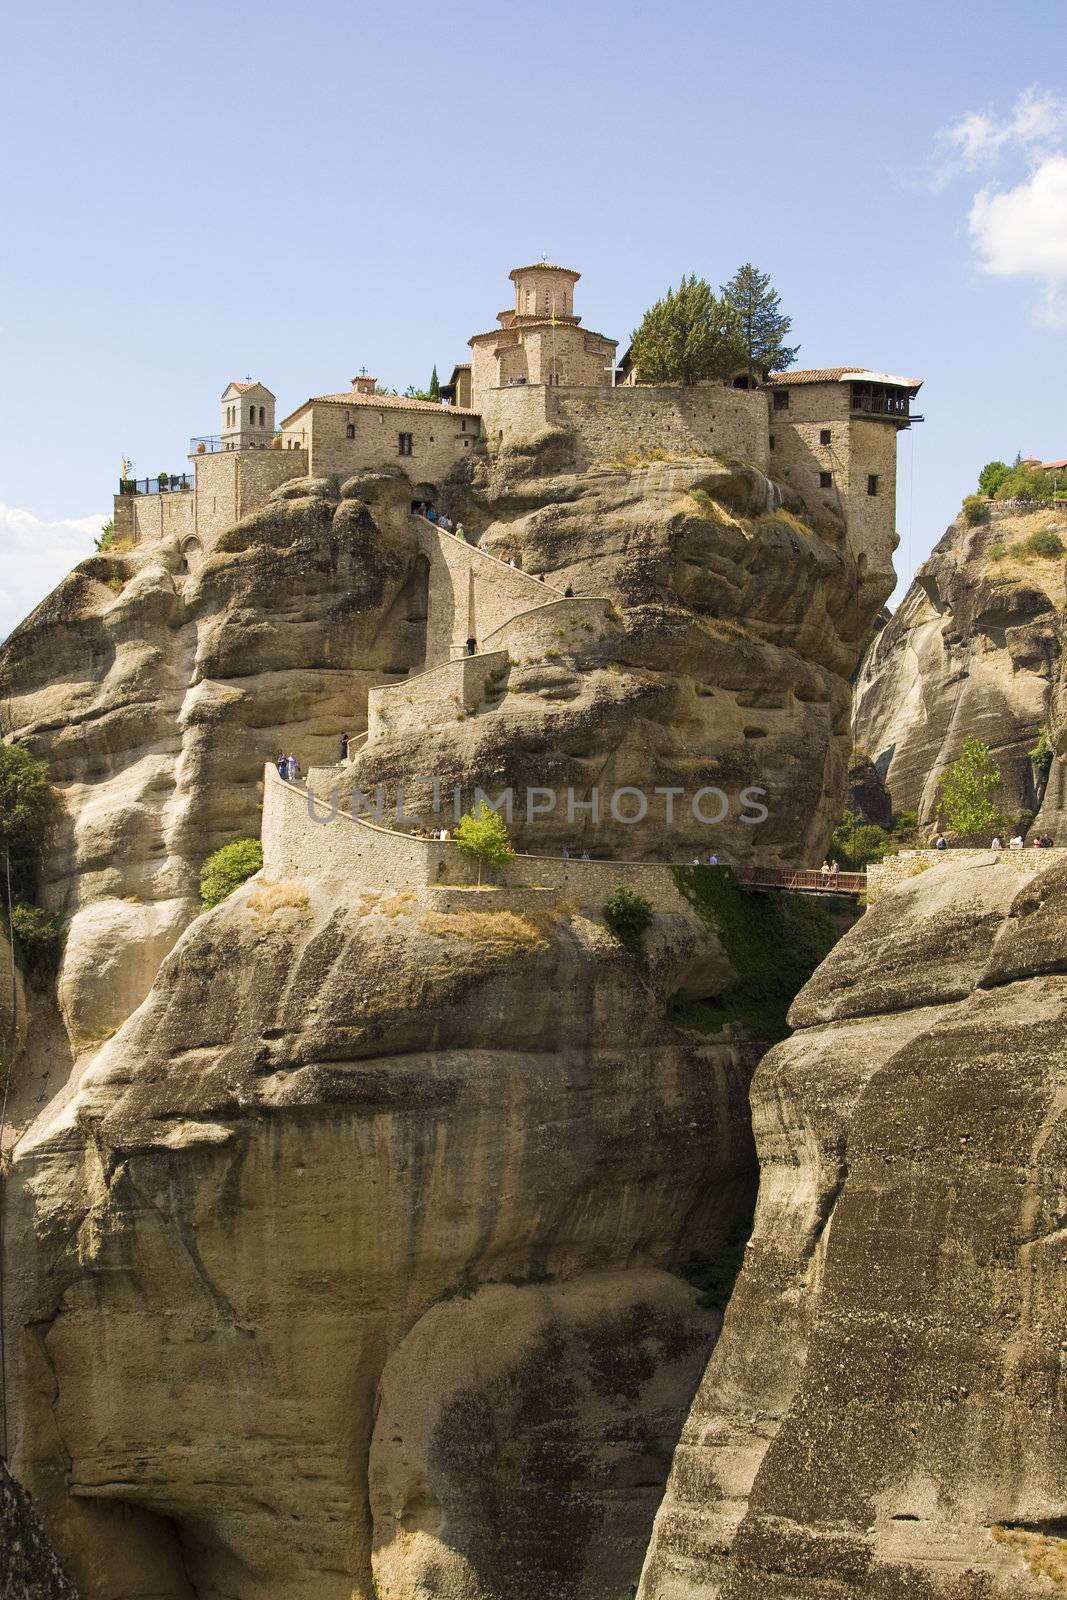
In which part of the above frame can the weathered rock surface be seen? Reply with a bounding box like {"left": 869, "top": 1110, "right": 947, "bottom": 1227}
{"left": 0, "top": 1461, "right": 80, "bottom": 1598}
{"left": 7, "top": 871, "right": 758, "bottom": 1598}
{"left": 853, "top": 508, "right": 1066, "bottom": 836}
{"left": 639, "top": 851, "right": 1067, "bottom": 1599}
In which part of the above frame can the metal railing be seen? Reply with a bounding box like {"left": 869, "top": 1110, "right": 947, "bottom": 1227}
{"left": 733, "top": 865, "right": 866, "bottom": 896}
{"left": 189, "top": 433, "right": 307, "bottom": 455}
{"left": 117, "top": 473, "right": 193, "bottom": 496}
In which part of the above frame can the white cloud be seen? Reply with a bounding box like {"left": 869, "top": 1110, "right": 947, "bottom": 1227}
{"left": 934, "top": 87, "right": 1067, "bottom": 187}
{"left": 0, "top": 502, "right": 107, "bottom": 641}
{"left": 932, "top": 89, "right": 1067, "bottom": 324}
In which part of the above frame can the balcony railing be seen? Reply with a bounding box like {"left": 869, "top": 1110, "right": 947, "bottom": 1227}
{"left": 849, "top": 385, "right": 923, "bottom": 423}
{"left": 189, "top": 432, "right": 307, "bottom": 455}
{"left": 118, "top": 473, "right": 193, "bottom": 496}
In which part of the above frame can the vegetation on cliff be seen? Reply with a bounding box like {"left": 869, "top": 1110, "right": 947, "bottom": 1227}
{"left": 0, "top": 743, "right": 61, "bottom": 974}
{"left": 629, "top": 265, "right": 796, "bottom": 385}
{"left": 669, "top": 866, "right": 840, "bottom": 1041}
{"left": 199, "top": 838, "right": 264, "bottom": 907}
{"left": 936, "top": 733, "right": 1003, "bottom": 839}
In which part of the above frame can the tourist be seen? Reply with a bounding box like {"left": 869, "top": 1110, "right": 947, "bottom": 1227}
{"left": 454, "top": 522, "right": 466, "bottom": 541}
{"left": 466, "top": 636, "right": 477, "bottom": 656}
{"left": 991, "top": 834, "right": 1002, "bottom": 850}
{"left": 819, "top": 860, "right": 830, "bottom": 885}
{"left": 1009, "top": 834, "right": 1025, "bottom": 850}
{"left": 537, "top": 573, "right": 545, "bottom": 583}
{"left": 286, "top": 754, "right": 300, "bottom": 782}
{"left": 427, "top": 506, "right": 438, "bottom": 523}
{"left": 562, "top": 847, "right": 570, "bottom": 860}
{"left": 339, "top": 731, "right": 350, "bottom": 761}
{"left": 564, "top": 583, "right": 574, "bottom": 597}
{"left": 691, "top": 856, "right": 701, "bottom": 866}
{"left": 1043, "top": 835, "right": 1054, "bottom": 848}
{"left": 708, "top": 852, "right": 718, "bottom": 865}
{"left": 935, "top": 834, "right": 948, "bottom": 850}
{"left": 580, "top": 850, "right": 590, "bottom": 862}
{"left": 438, "top": 513, "right": 452, "bottom": 532}
{"left": 440, "top": 826, "right": 450, "bottom": 841}
{"left": 829, "top": 859, "right": 839, "bottom": 884}
{"left": 508, "top": 557, "right": 518, "bottom": 569}
{"left": 276, "top": 755, "right": 287, "bottom": 779}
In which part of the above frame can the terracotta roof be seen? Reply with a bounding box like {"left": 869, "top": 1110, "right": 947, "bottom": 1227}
{"left": 765, "top": 367, "right": 922, "bottom": 389}
{"left": 508, "top": 263, "right": 580, "bottom": 281}
{"left": 222, "top": 379, "right": 275, "bottom": 399}
{"left": 279, "top": 391, "right": 480, "bottom": 427}
{"left": 1040, "top": 458, "right": 1067, "bottom": 471}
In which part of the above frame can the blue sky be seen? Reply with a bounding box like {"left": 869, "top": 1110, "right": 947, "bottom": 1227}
{"left": 1, "top": 0, "right": 1065, "bottom": 633}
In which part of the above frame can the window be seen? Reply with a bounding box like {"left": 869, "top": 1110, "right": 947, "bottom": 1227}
{"left": 461, "top": 419, "right": 466, "bottom": 432}
{"left": 399, "top": 432, "right": 413, "bottom": 456}
{"left": 819, "top": 471, "right": 832, "bottom": 489}
{"left": 820, "top": 428, "right": 831, "bottom": 446}
{"left": 867, "top": 474, "right": 880, "bottom": 496}
{"left": 259, "top": 406, "right": 265, "bottom": 427}
{"left": 773, "top": 390, "right": 789, "bottom": 410}
{"left": 346, "top": 423, "right": 355, "bottom": 439}
{"left": 249, "top": 405, "right": 254, "bottom": 424}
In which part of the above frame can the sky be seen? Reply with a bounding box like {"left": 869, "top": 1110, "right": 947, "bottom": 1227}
{"left": 1, "top": 0, "right": 1065, "bottom": 636}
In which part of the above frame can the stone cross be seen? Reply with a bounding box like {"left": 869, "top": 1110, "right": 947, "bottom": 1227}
{"left": 604, "top": 363, "right": 623, "bottom": 388}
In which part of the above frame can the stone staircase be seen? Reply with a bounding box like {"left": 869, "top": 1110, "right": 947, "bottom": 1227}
{"left": 308, "top": 514, "right": 616, "bottom": 788}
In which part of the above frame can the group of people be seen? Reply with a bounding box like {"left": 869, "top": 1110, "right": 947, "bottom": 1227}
{"left": 819, "top": 859, "right": 841, "bottom": 886}
{"left": 409, "top": 825, "right": 451, "bottom": 841}
{"left": 934, "top": 833, "right": 1057, "bottom": 851}
{"left": 275, "top": 753, "right": 301, "bottom": 781}
{"left": 418, "top": 504, "right": 466, "bottom": 541}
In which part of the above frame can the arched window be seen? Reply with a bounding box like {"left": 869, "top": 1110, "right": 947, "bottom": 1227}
{"left": 259, "top": 406, "right": 265, "bottom": 426}
{"left": 248, "top": 405, "right": 254, "bottom": 425}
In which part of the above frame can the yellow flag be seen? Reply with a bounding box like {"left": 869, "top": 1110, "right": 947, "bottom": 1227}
{"left": 550, "top": 299, "right": 557, "bottom": 326}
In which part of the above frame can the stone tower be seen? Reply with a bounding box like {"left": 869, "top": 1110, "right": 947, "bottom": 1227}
{"left": 220, "top": 380, "right": 276, "bottom": 450}
{"left": 510, "top": 262, "right": 580, "bottom": 322}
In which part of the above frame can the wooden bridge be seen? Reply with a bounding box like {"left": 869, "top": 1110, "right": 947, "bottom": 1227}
{"left": 733, "top": 865, "right": 866, "bottom": 897}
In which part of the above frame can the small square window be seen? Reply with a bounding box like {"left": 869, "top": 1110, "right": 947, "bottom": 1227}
{"left": 820, "top": 428, "right": 831, "bottom": 446}
{"left": 867, "top": 474, "right": 880, "bottom": 496}
{"left": 345, "top": 423, "right": 355, "bottom": 440}
{"left": 819, "top": 471, "right": 832, "bottom": 489}
{"left": 399, "top": 432, "right": 413, "bottom": 456}
{"left": 773, "top": 390, "right": 789, "bottom": 410}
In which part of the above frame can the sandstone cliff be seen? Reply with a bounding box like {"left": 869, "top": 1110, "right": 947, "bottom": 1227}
{"left": 7, "top": 870, "right": 757, "bottom": 1599}
{"left": 639, "top": 850, "right": 1067, "bottom": 1599}
{"left": 853, "top": 507, "right": 1066, "bottom": 836}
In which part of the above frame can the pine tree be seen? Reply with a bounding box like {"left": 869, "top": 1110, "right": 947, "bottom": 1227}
{"left": 428, "top": 365, "right": 440, "bottom": 402}
{"left": 720, "top": 264, "right": 799, "bottom": 378}
{"left": 629, "top": 276, "right": 745, "bottom": 386}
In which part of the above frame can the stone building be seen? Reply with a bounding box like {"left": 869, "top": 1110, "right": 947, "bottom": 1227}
{"left": 220, "top": 380, "right": 275, "bottom": 450}
{"left": 468, "top": 263, "right": 618, "bottom": 403}
{"left": 279, "top": 377, "right": 479, "bottom": 483}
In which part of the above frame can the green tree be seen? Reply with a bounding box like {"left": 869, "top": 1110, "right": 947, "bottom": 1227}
{"left": 994, "top": 464, "right": 1057, "bottom": 503}
{"left": 603, "top": 885, "right": 654, "bottom": 952}
{"left": 720, "top": 262, "right": 799, "bottom": 377}
{"left": 629, "top": 275, "right": 745, "bottom": 386}
{"left": 1029, "top": 726, "right": 1054, "bottom": 781}
{"left": 94, "top": 519, "right": 115, "bottom": 552}
{"left": 453, "top": 803, "right": 514, "bottom": 883}
{"left": 199, "top": 838, "right": 263, "bottom": 907}
{"left": 428, "top": 365, "right": 441, "bottom": 402}
{"left": 0, "top": 744, "right": 58, "bottom": 901}
{"left": 829, "top": 810, "right": 895, "bottom": 871}
{"left": 978, "top": 460, "right": 1011, "bottom": 496}
{"left": 936, "top": 735, "right": 1002, "bottom": 839}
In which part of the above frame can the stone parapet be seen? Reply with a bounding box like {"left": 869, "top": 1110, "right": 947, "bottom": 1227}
{"left": 366, "top": 651, "right": 509, "bottom": 742}
{"left": 865, "top": 846, "right": 1067, "bottom": 902}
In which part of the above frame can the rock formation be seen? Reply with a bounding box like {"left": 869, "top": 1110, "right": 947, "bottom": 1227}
{"left": 0, "top": 1461, "right": 80, "bottom": 1598}
{"left": 7, "top": 870, "right": 757, "bottom": 1598}
{"left": 853, "top": 506, "right": 1066, "bottom": 836}
{"left": 639, "top": 850, "right": 1067, "bottom": 1599}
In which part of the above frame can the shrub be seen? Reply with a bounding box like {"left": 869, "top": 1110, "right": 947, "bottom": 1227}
{"left": 989, "top": 541, "right": 1006, "bottom": 560}
{"left": 453, "top": 803, "right": 514, "bottom": 884}
{"left": 603, "top": 885, "right": 654, "bottom": 952}
{"left": 9, "top": 902, "right": 63, "bottom": 973}
{"left": 199, "top": 838, "right": 263, "bottom": 907}
{"left": 1021, "top": 528, "right": 1065, "bottom": 559}
{"left": 962, "top": 494, "right": 990, "bottom": 526}
{"left": 94, "top": 520, "right": 115, "bottom": 552}
{"left": 0, "top": 744, "right": 58, "bottom": 901}
{"left": 1029, "top": 727, "right": 1054, "bottom": 779}
{"left": 994, "top": 464, "right": 1057, "bottom": 503}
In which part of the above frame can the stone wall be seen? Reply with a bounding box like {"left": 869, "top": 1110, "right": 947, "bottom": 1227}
{"left": 480, "top": 383, "right": 769, "bottom": 472}
{"left": 367, "top": 651, "right": 509, "bottom": 742}
{"left": 866, "top": 846, "right": 1065, "bottom": 901}
{"left": 417, "top": 520, "right": 557, "bottom": 665}
{"left": 483, "top": 595, "right": 619, "bottom": 658}
{"left": 115, "top": 449, "right": 308, "bottom": 548}
{"left": 262, "top": 764, "right": 690, "bottom": 914}
{"left": 294, "top": 401, "right": 479, "bottom": 485}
